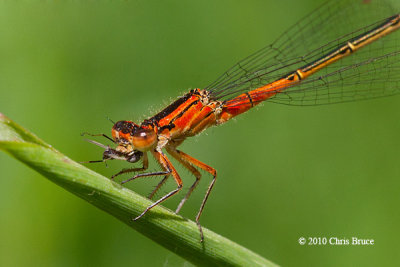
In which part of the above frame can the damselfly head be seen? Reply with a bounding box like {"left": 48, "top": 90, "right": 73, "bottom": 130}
{"left": 112, "top": 120, "right": 157, "bottom": 152}
{"left": 83, "top": 138, "right": 144, "bottom": 164}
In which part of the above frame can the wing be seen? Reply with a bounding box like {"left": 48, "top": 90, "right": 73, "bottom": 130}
{"left": 205, "top": 0, "right": 400, "bottom": 105}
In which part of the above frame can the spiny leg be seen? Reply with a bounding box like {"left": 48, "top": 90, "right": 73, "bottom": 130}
{"left": 168, "top": 148, "right": 216, "bottom": 242}
{"left": 111, "top": 153, "right": 149, "bottom": 180}
{"left": 166, "top": 147, "right": 201, "bottom": 214}
{"left": 148, "top": 175, "right": 169, "bottom": 200}
{"left": 121, "top": 170, "right": 169, "bottom": 185}
{"left": 112, "top": 167, "right": 147, "bottom": 180}
{"left": 133, "top": 149, "right": 183, "bottom": 221}
{"left": 80, "top": 159, "right": 104, "bottom": 164}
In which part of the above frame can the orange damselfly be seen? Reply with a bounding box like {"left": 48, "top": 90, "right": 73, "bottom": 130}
{"left": 85, "top": 0, "right": 400, "bottom": 241}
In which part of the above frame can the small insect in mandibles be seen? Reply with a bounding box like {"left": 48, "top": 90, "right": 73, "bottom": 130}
{"left": 84, "top": 0, "right": 400, "bottom": 242}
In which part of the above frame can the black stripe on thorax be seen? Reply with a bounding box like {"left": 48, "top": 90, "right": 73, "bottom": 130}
{"left": 171, "top": 100, "right": 200, "bottom": 122}
{"left": 150, "top": 92, "right": 193, "bottom": 122}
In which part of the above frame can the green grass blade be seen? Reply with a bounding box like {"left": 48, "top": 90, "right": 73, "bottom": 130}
{"left": 0, "top": 113, "right": 278, "bottom": 267}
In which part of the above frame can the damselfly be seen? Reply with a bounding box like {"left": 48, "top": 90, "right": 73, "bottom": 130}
{"left": 85, "top": 0, "right": 400, "bottom": 241}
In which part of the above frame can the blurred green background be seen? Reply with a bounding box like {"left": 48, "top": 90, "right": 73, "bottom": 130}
{"left": 1, "top": 0, "right": 399, "bottom": 266}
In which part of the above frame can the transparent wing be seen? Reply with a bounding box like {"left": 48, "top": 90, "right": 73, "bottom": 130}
{"left": 206, "top": 0, "right": 400, "bottom": 105}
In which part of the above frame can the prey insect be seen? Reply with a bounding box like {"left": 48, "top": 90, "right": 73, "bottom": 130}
{"left": 84, "top": 0, "right": 400, "bottom": 242}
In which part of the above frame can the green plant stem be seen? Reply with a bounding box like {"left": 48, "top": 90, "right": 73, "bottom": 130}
{"left": 0, "top": 113, "right": 278, "bottom": 267}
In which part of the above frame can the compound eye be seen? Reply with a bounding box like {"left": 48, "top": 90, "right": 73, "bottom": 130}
{"left": 131, "top": 128, "right": 157, "bottom": 151}
{"left": 111, "top": 120, "right": 137, "bottom": 143}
